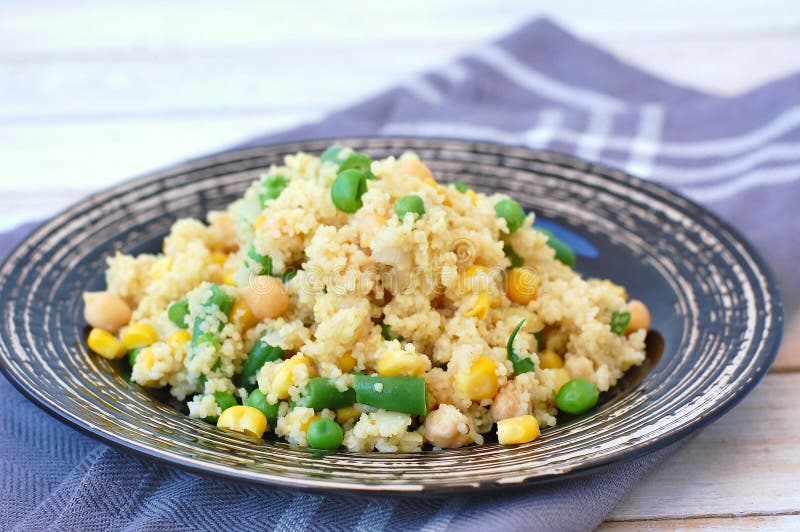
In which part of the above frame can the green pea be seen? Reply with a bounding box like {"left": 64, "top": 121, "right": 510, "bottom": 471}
{"left": 395, "top": 194, "right": 425, "bottom": 221}
{"left": 339, "top": 153, "right": 375, "bottom": 180}
{"left": 167, "top": 298, "right": 189, "bottom": 329}
{"left": 354, "top": 374, "right": 427, "bottom": 415}
{"left": 494, "top": 199, "right": 526, "bottom": 233}
{"left": 246, "top": 389, "right": 279, "bottom": 427}
{"left": 237, "top": 338, "right": 284, "bottom": 389}
{"left": 207, "top": 284, "right": 234, "bottom": 316}
{"left": 610, "top": 310, "right": 631, "bottom": 336}
{"left": 247, "top": 243, "right": 273, "bottom": 276}
{"left": 259, "top": 174, "right": 289, "bottom": 207}
{"left": 537, "top": 229, "right": 576, "bottom": 268}
{"left": 306, "top": 418, "right": 344, "bottom": 450}
{"left": 506, "top": 319, "right": 534, "bottom": 374}
{"left": 331, "top": 169, "right": 368, "bottom": 213}
{"left": 503, "top": 243, "right": 524, "bottom": 268}
{"left": 191, "top": 284, "right": 234, "bottom": 348}
{"left": 556, "top": 378, "right": 599, "bottom": 415}
{"left": 320, "top": 144, "right": 345, "bottom": 164}
{"left": 449, "top": 181, "right": 469, "bottom": 193}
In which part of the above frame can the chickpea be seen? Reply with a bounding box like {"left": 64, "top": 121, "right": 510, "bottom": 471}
{"left": 242, "top": 275, "right": 289, "bottom": 320}
{"left": 422, "top": 404, "right": 473, "bottom": 449}
{"left": 490, "top": 382, "right": 530, "bottom": 422}
{"left": 625, "top": 299, "right": 651, "bottom": 335}
{"left": 210, "top": 213, "right": 238, "bottom": 252}
{"left": 82, "top": 291, "right": 131, "bottom": 333}
{"left": 396, "top": 156, "right": 434, "bottom": 182}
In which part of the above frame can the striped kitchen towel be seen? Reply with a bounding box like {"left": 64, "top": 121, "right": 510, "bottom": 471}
{"left": 2, "top": 17, "right": 796, "bottom": 532}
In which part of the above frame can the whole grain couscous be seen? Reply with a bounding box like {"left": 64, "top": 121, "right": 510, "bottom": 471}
{"left": 83, "top": 145, "right": 650, "bottom": 451}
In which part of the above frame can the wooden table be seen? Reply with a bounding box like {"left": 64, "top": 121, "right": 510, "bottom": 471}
{"left": 2, "top": 2, "right": 798, "bottom": 529}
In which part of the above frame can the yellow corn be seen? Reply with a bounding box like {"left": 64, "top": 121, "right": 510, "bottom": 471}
{"left": 507, "top": 267, "right": 540, "bottom": 304}
{"left": 465, "top": 189, "right": 478, "bottom": 205}
{"left": 254, "top": 214, "right": 267, "bottom": 230}
{"left": 271, "top": 354, "right": 309, "bottom": 399}
{"left": 87, "top": 328, "right": 127, "bottom": 360}
{"left": 121, "top": 323, "right": 157, "bottom": 349}
{"left": 552, "top": 368, "right": 571, "bottom": 393}
{"left": 336, "top": 406, "right": 361, "bottom": 424}
{"left": 466, "top": 291, "right": 491, "bottom": 319}
{"left": 222, "top": 271, "right": 236, "bottom": 287}
{"left": 300, "top": 414, "right": 320, "bottom": 432}
{"left": 229, "top": 298, "right": 258, "bottom": 331}
{"left": 339, "top": 353, "right": 357, "bottom": 373}
{"left": 423, "top": 176, "right": 440, "bottom": 188}
{"left": 377, "top": 349, "right": 426, "bottom": 377}
{"left": 137, "top": 347, "right": 155, "bottom": 370}
{"left": 217, "top": 405, "right": 267, "bottom": 438}
{"left": 497, "top": 414, "right": 540, "bottom": 445}
{"left": 149, "top": 257, "right": 173, "bottom": 280}
{"left": 456, "top": 356, "right": 499, "bottom": 401}
{"left": 211, "top": 252, "right": 228, "bottom": 266}
{"left": 538, "top": 350, "right": 563, "bottom": 370}
{"left": 167, "top": 330, "right": 191, "bottom": 351}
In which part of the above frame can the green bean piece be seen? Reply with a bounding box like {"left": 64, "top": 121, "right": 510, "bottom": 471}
{"left": 449, "top": 181, "right": 469, "bottom": 193}
{"left": 320, "top": 144, "right": 345, "bottom": 164}
{"left": 507, "top": 319, "right": 535, "bottom": 374}
{"left": 192, "top": 284, "right": 234, "bottom": 348}
{"left": 279, "top": 269, "right": 298, "bottom": 283}
{"left": 128, "top": 347, "right": 141, "bottom": 368}
{"left": 556, "top": 378, "right": 599, "bottom": 415}
{"left": 214, "top": 391, "right": 238, "bottom": 412}
{"left": 339, "top": 153, "right": 375, "bottom": 180}
{"left": 237, "top": 338, "right": 285, "bottom": 389}
{"left": 353, "top": 375, "right": 427, "bottom": 415}
{"left": 395, "top": 194, "right": 425, "bottom": 221}
{"left": 259, "top": 174, "right": 289, "bottom": 207}
{"left": 331, "top": 169, "right": 368, "bottom": 213}
{"left": 167, "top": 298, "right": 190, "bottom": 329}
{"left": 247, "top": 243, "right": 273, "bottom": 276}
{"left": 379, "top": 322, "right": 404, "bottom": 342}
{"left": 208, "top": 284, "right": 234, "bottom": 316}
{"left": 610, "top": 310, "right": 631, "bottom": 336}
{"left": 306, "top": 418, "right": 344, "bottom": 450}
{"left": 537, "top": 228, "right": 576, "bottom": 268}
{"left": 503, "top": 243, "right": 525, "bottom": 268}
{"left": 246, "top": 389, "right": 279, "bottom": 427}
{"left": 304, "top": 378, "right": 356, "bottom": 410}
{"left": 494, "top": 199, "right": 526, "bottom": 233}
{"left": 535, "top": 331, "right": 545, "bottom": 351}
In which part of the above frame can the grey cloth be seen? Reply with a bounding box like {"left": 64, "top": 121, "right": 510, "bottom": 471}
{"left": 2, "top": 16, "right": 795, "bottom": 531}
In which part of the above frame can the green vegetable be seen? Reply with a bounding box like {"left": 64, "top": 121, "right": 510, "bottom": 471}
{"left": 247, "top": 243, "right": 273, "bottom": 276}
{"left": 354, "top": 375, "right": 427, "bottom": 415}
{"left": 306, "top": 418, "right": 344, "bottom": 450}
{"left": 537, "top": 228, "right": 576, "bottom": 268}
{"left": 331, "top": 169, "right": 368, "bottom": 213}
{"left": 379, "top": 323, "right": 404, "bottom": 342}
{"left": 214, "top": 391, "right": 238, "bottom": 412}
{"left": 237, "top": 338, "right": 284, "bottom": 389}
{"left": 246, "top": 389, "right": 279, "bottom": 427}
{"left": 610, "top": 310, "right": 631, "bottom": 336}
{"left": 507, "top": 319, "right": 535, "bottom": 374}
{"left": 128, "top": 347, "right": 141, "bottom": 367}
{"left": 191, "top": 284, "right": 234, "bottom": 348}
{"left": 395, "top": 194, "right": 425, "bottom": 221}
{"left": 339, "top": 153, "right": 375, "bottom": 179}
{"left": 167, "top": 298, "right": 189, "bottom": 329}
{"left": 279, "top": 269, "right": 298, "bottom": 283}
{"left": 450, "top": 181, "right": 469, "bottom": 193}
{"left": 320, "top": 144, "right": 345, "bottom": 164}
{"left": 494, "top": 199, "right": 526, "bottom": 233}
{"left": 556, "top": 378, "right": 599, "bottom": 415}
{"left": 503, "top": 243, "right": 524, "bottom": 268}
{"left": 259, "top": 174, "right": 289, "bottom": 206}
{"left": 303, "top": 378, "right": 356, "bottom": 410}
{"left": 535, "top": 331, "right": 545, "bottom": 351}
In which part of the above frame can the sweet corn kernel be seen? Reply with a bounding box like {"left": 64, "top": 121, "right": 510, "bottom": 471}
{"left": 167, "top": 330, "right": 191, "bottom": 351}
{"left": 301, "top": 415, "right": 320, "bottom": 432}
{"left": 149, "top": 257, "right": 173, "bottom": 280}
{"left": 229, "top": 298, "right": 258, "bottom": 331}
{"left": 137, "top": 347, "right": 155, "bottom": 370}
{"left": 336, "top": 406, "right": 361, "bottom": 424}
{"left": 254, "top": 214, "right": 267, "bottom": 230}
{"left": 211, "top": 252, "right": 228, "bottom": 266}
{"left": 552, "top": 368, "right": 571, "bottom": 393}
{"left": 538, "top": 350, "right": 563, "bottom": 370}
{"left": 377, "top": 350, "right": 426, "bottom": 377}
{"left": 121, "top": 323, "right": 158, "bottom": 350}
{"left": 465, "top": 189, "right": 478, "bottom": 205}
{"left": 87, "top": 328, "right": 127, "bottom": 360}
{"left": 271, "top": 355, "right": 309, "bottom": 399}
{"left": 222, "top": 271, "right": 236, "bottom": 286}
{"left": 466, "top": 291, "right": 491, "bottom": 319}
{"left": 339, "top": 353, "right": 357, "bottom": 373}
{"left": 456, "top": 356, "right": 499, "bottom": 401}
{"left": 507, "top": 267, "right": 540, "bottom": 305}
{"left": 217, "top": 405, "right": 267, "bottom": 438}
{"left": 497, "top": 414, "right": 540, "bottom": 445}
{"left": 423, "top": 176, "right": 439, "bottom": 188}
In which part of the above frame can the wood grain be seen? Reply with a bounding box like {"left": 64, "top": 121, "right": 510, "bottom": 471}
{"left": 602, "top": 514, "right": 800, "bottom": 531}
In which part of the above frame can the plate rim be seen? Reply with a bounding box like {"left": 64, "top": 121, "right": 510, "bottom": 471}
{"left": 0, "top": 137, "right": 785, "bottom": 494}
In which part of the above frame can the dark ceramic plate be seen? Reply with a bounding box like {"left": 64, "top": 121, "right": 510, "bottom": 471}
{"left": 0, "top": 138, "right": 783, "bottom": 494}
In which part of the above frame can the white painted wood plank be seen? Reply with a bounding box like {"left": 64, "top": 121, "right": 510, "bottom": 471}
{"left": 602, "top": 515, "right": 800, "bottom": 531}
{"left": 607, "top": 373, "right": 800, "bottom": 521}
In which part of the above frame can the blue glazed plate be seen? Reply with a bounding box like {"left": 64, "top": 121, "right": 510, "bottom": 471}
{"left": 0, "top": 138, "right": 783, "bottom": 494}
